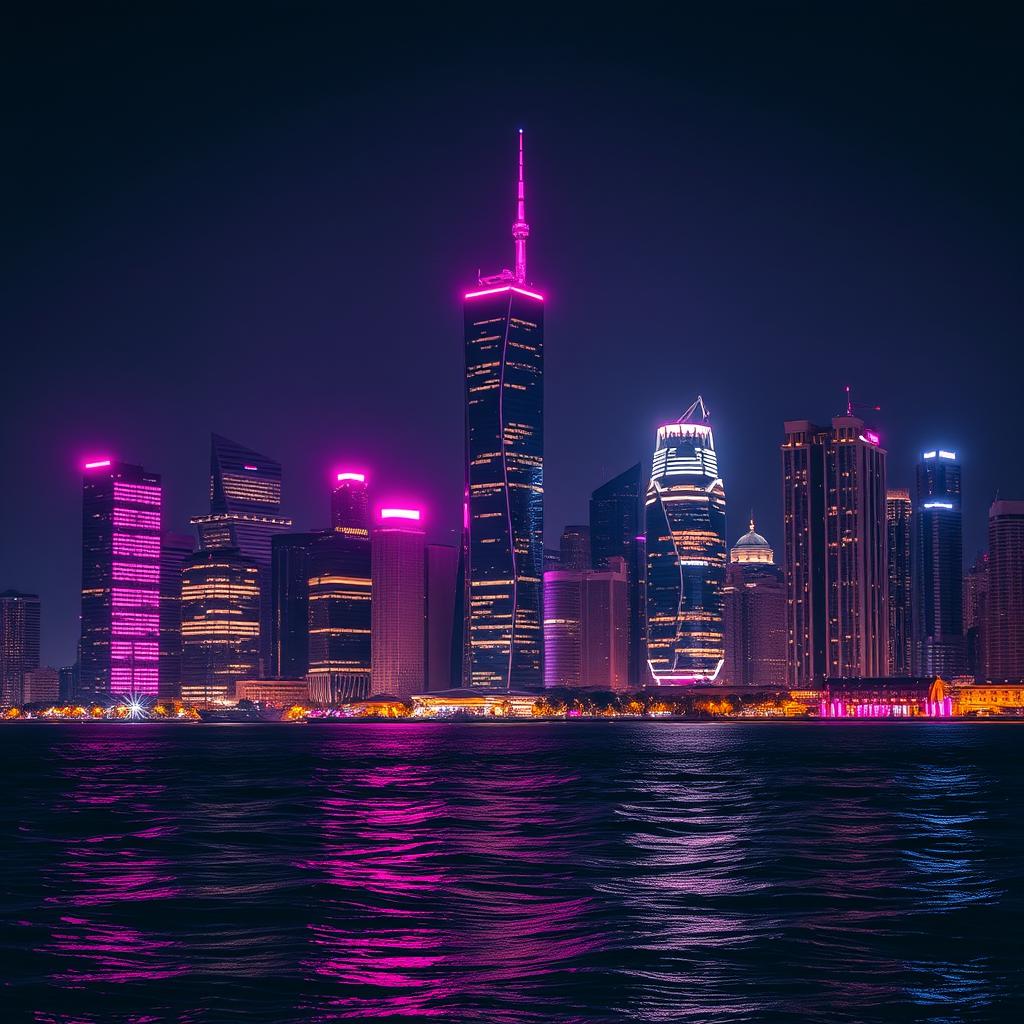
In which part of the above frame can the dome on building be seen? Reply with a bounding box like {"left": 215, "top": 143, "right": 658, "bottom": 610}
{"left": 730, "top": 518, "right": 774, "bottom": 564}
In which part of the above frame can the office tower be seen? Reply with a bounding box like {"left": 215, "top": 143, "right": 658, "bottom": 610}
{"left": 372, "top": 509, "right": 426, "bottom": 699}
{"left": 964, "top": 552, "right": 989, "bottom": 681}
{"left": 0, "top": 590, "right": 40, "bottom": 706}
{"left": 544, "top": 558, "right": 628, "bottom": 691}
{"left": 590, "top": 463, "right": 646, "bottom": 687}
{"left": 781, "top": 416, "right": 888, "bottom": 685}
{"left": 159, "top": 531, "right": 194, "bottom": 700}
{"left": 270, "top": 532, "right": 321, "bottom": 679}
{"left": 332, "top": 472, "right": 370, "bottom": 535}
{"left": 544, "top": 549, "right": 561, "bottom": 571}
{"left": 180, "top": 548, "right": 260, "bottom": 704}
{"left": 58, "top": 665, "right": 78, "bottom": 702}
{"left": 307, "top": 529, "right": 372, "bottom": 704}
{"left": 190, "top": 434, "right": 293, "bottom": 674}
{"left": 425, "top": 544, "right": 458, "bottom": 692}
{"left": 462, "top": 131, "right": 544, "bottom": 691}
{"left": 985, "top": 500, "right": 1024, "bottom": 681}
{"left": 79, "top": 459, "right": 162, "bottom": 700}
{"left": 559, "top": 525, "right": 591, "bottom": 571}
{"left": 22, "top": 667, "right": 59, "bottom": 704}
{"left": 913, "top": 449, "right": 965, "bottom": 677}
{"left": 886, "top": 490, "right": 913, "bottom": 676}
{"left": 645, "top": 397, "right": 727, "bottom": 684}
{"left": 720, "top": 520, "right": 787, "bottom": 688}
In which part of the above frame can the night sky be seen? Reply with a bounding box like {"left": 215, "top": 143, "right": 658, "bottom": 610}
{"left": 3, "top": 7, "right": 1021, "bottom": 666}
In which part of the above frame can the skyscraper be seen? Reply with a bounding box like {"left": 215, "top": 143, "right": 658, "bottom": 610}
{"left": 462, "top": 131, "right": 543, "bottom": 691}
{"left": 913, "top": 449, "right": 964, "bottom": 677}
{"left": 721, "top": 520, "right": 786, "bottom": 689}
{"left": 645, "top": 397, "right": 727, "bottom": 685}
{"left": 590, "top": 463, "right": 646, "bottom": 687}
{"left": 190, "top": 434, "right": 292, "bottom": 674}
{"left": 543, "top": 558, "right": 628, "bottom": 691}
{"left": 425, "top": 543, "right": 458, "bottom": 692}
{"left": 886, "top": 489, "right": 913, "bottom": 677}
{"left": 781, "top": 415, "right": 888, "bottom": 684}
{"left": 332, "top": 472, "right": 370, "bottom": 536}
{"left": 270, "top": 531, "right": 321, "bottom": 679}
{"left": 964, "top": 552, "right": 989, "bottom": 681}
{"left": 985, "top": 500, "right": 1024, "bottom": 682}
{"left": 371, "top": 509, "right": 426, "bottom": 699}
{"left": 180, "top": 548, "right": 260, "bottom": 704}
{"left": 79, "top": 459, "right": 162, "bottom": 700}
{"left": 0, "top": 590, "right": 40, "bottom": 706}
{"left": 159, "top": 530, "right": 194, "bottom": 701}
{"left": 559, "top": 525, "right": 591, "bottom": 571}
{"left": 307, "top": 530, "right": 372, "bottom": 704}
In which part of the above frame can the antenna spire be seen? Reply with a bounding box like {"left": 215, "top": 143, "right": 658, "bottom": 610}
{"left": 512, "top": 129, "right": 530, "bottom": 284}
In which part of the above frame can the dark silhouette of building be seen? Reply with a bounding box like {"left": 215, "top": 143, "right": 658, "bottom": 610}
{"left": 559, "top": 525, "right": 591, "bottom": 571}
{"left": 781, "top": 415, "right": 888, "bottom": 686}
{"left": 721, "top": 520, "right": 786, "bottom": 688}
{"left": 590, "top": 463, "right": 646, "bottom": 687}
{"left": 79, "top": 459, "right": 162, "bottom": 700}
{"left": 159, "top": 531, "right": 194, "bottom": 700}
{"left": 1, "top": 590, "right": 40, "bottom": 706}
{"left": 180, "top": 548, "right": 260, "bottom": 704}
{"left": 425, "top": 544, "right": 458, "bottom": 692}
{"left": 332, "top": 472, "right": 369, "bottom": 535}
{"left": 964, "top": 552, "right": 989, "bottom": 680}
{"left": 270, "top": 531, "right": 321, "bottom": 679}
{"left": 190, "top": 434, "right": 292, "bottom": 675}
{"left": 886, "top": 489, "right": 913, "bottom": 676}
{"left": 985, "top": 500, "right": 1024, "bottom": 682}
{"left": 913, "top": 449, "right": 965, "bottom": 677}
{"left": 645, "top": 397, "right": 727, "bottom": 684}
{"left": 462, "top": 131, "right": 543, "bottom": 691}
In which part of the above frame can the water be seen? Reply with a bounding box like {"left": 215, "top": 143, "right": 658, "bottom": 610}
{"left": 2, "top": 722, "right": 1021, "bottom": 1023}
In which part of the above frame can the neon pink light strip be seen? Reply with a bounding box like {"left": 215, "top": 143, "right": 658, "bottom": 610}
{"left": 243, "top": 464, "right": 259, "bottom": 471}
{"left": 464, "top": 285, "right": 545, "bottom": 302}
{"left": 84, "top": 459, "right": 112, "bottom": 469}
{"left": 380, "top": 508, "right": 421, "bottom": 521}
{"left": 337, "top": 472, "right": 366, "bottom": 483}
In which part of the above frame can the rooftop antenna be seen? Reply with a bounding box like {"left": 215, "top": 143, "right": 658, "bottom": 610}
{"left": 677, "top": 395, "right": 711, "bottom": 424}
{"left": 844, "top": 385, "right": 881, "bottom": 418}
{"left": 512, "top": 129, "right": 530, "bottom": 284}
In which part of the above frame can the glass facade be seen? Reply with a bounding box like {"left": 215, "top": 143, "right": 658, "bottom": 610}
{"left": 270, "top": 531, "right": 322, "bottom": 679}
{"left": 463, "top": 286, "right": 544, "bottom": 690}
{"left": 79, "top": 461, "right": 162, "bottom": 700}
{"left": 0, "top": 590, "right": 41, "bottom": 706}
{"left": 644, "top": 400, "right": 727, "bottom": 684}
{"left": 886, "top": 490, "right": 913, "bottom": 676}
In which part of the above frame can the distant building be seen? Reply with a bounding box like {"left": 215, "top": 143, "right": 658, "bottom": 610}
{"left": 559, "top": 525, "right": 591, "bottom": 571}
{"left": 781, "top": 416, "right": 888, "bottom": 685}
{"left": 913, "top": 449, "right": 964, "bottom": 677}
{"left": 985, "top": 500, "right": 1024, "bottom": 681}
{"left": 818, "top": 677, "right": 951, "bottom": 718}
{"left": 425, "top": 544, "right": 458, "bottom": 692}
{"left": 180, "top": 548, "right": 260, "bottom": 704}
{"left": 372, "top": 509, "right": 426, "bottom": 700}
{"left": 58, "top": 664, "right": 78, "bottom": 703}
{"left": 411, "top": 688, "right": 539, "bottom": 718}
{"left": 0, "top": 590, "right": 40, "bottom": 706}
{"left": 22, "top": 667, "right": 59, "bottom": 705}
{"left": 590, "top": 464, "right": 647, "bottom": 687}
{"left": 306, "top": 530, "right": 372, "bottom": 704}
{"left": 159, "top": 531, "right": 194, "bottom": 700}
{"left": 645, "top": 397, "right": 727, "bottom": 684}
{"left": 190, "top": 435, "right": 293, "bottom": 675}
{"left": 270, "top": 532, "right": 321, "bottom": 679}
{"left": 964, "top": 552, "right": 989, "bottom": 680}
{"left": 235, "top": 677, "right": 309, "bottom": 707}
{"left": 543, "top": 548, "right": 561, "bottom": 572}
{"left": 79, "top": 459, "right": 162, "bottom": 700}
{"left": 886, "top": 490, "right": 913, "bottom": 676}
{"left": 331, "top": 472, "right": 370, "bottom": 536}
{"left": 462, "top": 131, "right": 544, "bottom": 691}
{"left": 721, "top": 520, "right": 786, "bottom": 689}
{"left": 543, "top": 558, "right": 628, "bottom": 691}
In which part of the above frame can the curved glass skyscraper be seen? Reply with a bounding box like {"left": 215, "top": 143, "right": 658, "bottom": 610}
{"left": 644, "top": 397, "right": 727, "bottom": 684}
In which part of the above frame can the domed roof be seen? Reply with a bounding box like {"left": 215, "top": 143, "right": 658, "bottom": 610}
{"left": 735, "top": 523, "right": 770, "bottom": 548}
{"left": 730, "top": 518, "right": 774, "bottom": 564}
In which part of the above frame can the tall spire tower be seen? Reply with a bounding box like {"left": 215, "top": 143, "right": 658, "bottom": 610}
{"left": 513, "top": 129, "right": 530, "bottom": 284}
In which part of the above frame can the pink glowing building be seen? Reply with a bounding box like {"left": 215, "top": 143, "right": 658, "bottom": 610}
{"left": 79, "top": 459, "right": 162, "bottom": 699}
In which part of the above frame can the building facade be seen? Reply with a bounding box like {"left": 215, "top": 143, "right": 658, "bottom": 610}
{"left": 0, "top": 590, "right": 40, "bottom": 706}
{"left": 332, "top": 472, "right": 370, "bottom": 536}
{"left": 645, "top": 397, "right": 727, "bottom": 684}
{"left": 964, "top": 551, "right": 989, "bottom": 681}
{"left": 781, "top": 416, "right": 888, "bottom": 685}
{"left": 270, "top": 531, "right": 321, "bottom": 679}
{"left": 159, "top": 530, "right": 194, "bottom": 700}
{"left": 425, "top": 543, "right": 458, "bottom": 692}
{"left": 79, "top": 459, "right": 162, "bottom": 700}
{"left": 721, "top": 521, "right": 786, "bottom": 689}
{"left": 886, "top": 489, "right": 913, "bottom": 676}
{"left": 985, "top": 500, "right": 1024, "bottom": 682}
{"left": 371, "top": 509, "right": 426, "bottom": 699}
{"left": 462, "top": 131, "right": 544, "bottom": 690}
{"left": 559, "top": 525, "right": 591, "bottom": 571}
{"left": 913, "top": 449, "right": 964, "bottom": 677}
{"left": 180, "top": 548, "right": 260, "bottom": 704}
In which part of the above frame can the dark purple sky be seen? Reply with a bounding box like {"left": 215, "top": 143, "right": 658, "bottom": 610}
{"left": 3, "top": 7, "right": 1022, "bottom": 665}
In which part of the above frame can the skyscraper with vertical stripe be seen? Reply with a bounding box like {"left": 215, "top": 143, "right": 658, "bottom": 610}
{"left": 462, "top": 131, "right": 544, "bottom": 690}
